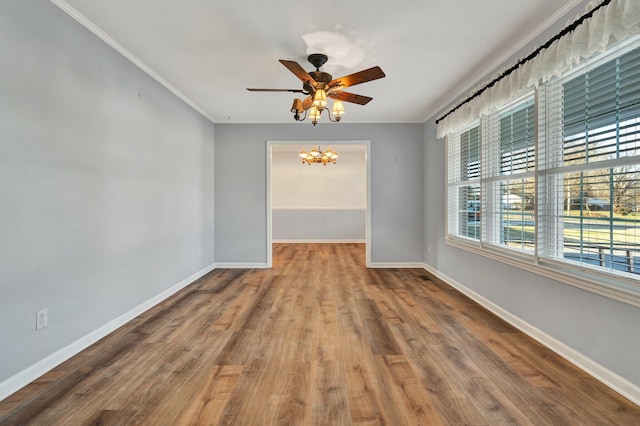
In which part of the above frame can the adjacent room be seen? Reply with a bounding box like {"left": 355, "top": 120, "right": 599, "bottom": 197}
{"left": 1, "top": 0, "right": 639, "bottom": 424}
{"left": 270, "top": 143, "right": 368, "bottom": 245}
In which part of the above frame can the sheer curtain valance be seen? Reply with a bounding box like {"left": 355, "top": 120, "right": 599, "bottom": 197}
{"left": 436, "top": 0, "right": 640, "bottom": 139}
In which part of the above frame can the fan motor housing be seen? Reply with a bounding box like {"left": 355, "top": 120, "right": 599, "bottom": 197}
{"left": 306, "top": 54, "right": 332, "bottom": 92}
{"left": 308, "top": 53, "right": 328, "bottom": 69}
{"left": 309, "top": 71, "right": 332, "bottom": 83}
{"left": 304, "top": 71, "right": 331, "bottom": 93}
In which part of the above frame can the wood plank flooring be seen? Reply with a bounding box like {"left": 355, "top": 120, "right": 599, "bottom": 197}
{"left": 1, "top": 243, "right": 639, "bottom": 425}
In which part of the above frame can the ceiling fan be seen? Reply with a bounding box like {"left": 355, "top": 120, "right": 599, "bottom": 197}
{"left": 247, "top": 54, "right": 385, "bottom": 124}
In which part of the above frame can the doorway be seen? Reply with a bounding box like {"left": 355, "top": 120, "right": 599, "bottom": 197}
{"left": 266, "top": 140, "right": 371, "bottom": 267}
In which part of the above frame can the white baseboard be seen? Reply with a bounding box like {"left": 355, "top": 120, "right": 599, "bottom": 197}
{"left": 422, "top": 263, "right": 640, "bottom": 407}
{"left": 0, "top": 262, "right": 216, "bottom": 402}
{"left": 214, "top": 262, "right": 270, "bottom": 269}
{"left": 368, "top": 262, "right": 426, "bottom": 268}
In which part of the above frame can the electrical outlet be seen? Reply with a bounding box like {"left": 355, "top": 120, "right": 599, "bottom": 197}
{"left": 36, "top": 308, "right": 48, "bottom": 330}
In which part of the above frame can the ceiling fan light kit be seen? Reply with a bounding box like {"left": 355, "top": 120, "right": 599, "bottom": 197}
{"left": 248, "top": 53, "right": 385, "bottom": 125}
{"left": 313, "top": 88, "right": 327, "bottom": 108}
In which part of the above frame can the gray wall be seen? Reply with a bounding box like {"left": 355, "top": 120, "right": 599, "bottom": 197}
{"left": 0, "top": 0, "right": 215, "bottom": 385}
{"left": 215, "top": 123, "right": 424, "bottom": 263}
{"left": 423, "top": 0, "right": 640, "bottom": 388}
{"left": 272, "top": 209, "right": 365, "bottom": 241}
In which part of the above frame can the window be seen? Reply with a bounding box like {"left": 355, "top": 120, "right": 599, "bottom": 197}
{"left": 446, "top": 39, "right": 640, "bottom": 296}
{"left": 540, "top": 45, "right": 640, "bottom": 275}
{"left": 485, "top": 98, "right": 536, "bottom": 253}
{"left": 448, "top": 125, "right": 480, "bottom": 240}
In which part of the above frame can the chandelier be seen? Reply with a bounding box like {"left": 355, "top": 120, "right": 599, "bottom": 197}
{"left": 291, "top": 91, "right": 344, "bottom": 126}
{"left": 298, "top": 146, "right": 339, "bottom": 165}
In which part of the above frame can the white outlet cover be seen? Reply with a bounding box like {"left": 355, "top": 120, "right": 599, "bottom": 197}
{"left": 36, "top": 308, "right": 48, "bottom": 330}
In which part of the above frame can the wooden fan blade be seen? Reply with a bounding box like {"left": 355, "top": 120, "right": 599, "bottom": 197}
{"left": 302, "top": 96, "right": 314, "bottom": 110}
{"left": 328, "top": 66, "right": 385, "bottom": 90}
{"left": 279, "top": 60, "right": 316, "bottom": 85}
{"left": 328, "top": 91, "right": 373, "bottom": 105}
{"left": 247, "top": 88, "right": 306, "bottom": 93}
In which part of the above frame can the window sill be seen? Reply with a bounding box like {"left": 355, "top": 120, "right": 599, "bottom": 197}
{"left": 445, "top": 236, "right": 640, "bottom": 308}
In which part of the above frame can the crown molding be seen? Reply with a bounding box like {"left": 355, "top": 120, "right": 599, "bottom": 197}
{"left": 50, "top": 0, "right": 217, "bottom": 124}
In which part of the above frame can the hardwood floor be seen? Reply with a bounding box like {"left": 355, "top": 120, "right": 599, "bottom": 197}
{"left": 1, "top": 243, "right": 639, "bottom": 425}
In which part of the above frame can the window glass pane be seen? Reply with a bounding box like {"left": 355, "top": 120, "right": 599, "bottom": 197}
{"left": 483, "top": 97, "right": 536, "bottom": 254}
{"left": 564, "top": 117, "right": 640, "bottom": 164}
{"left": 461, "top": 127, "right": 480, "bottom": 179}
{"left": 563, "top": 47, "right": 640, "bottom": 165}
{"left": 458, "top": 184, "right": 481, "bottom": 240}
{"left": 560, "top": 168, "right": 640, "bottom": 274}
{"left": 485, "top": 178, "right": 536, "bottom": 252}
{"left": 500, "top": 101, "right": 535, "bottom": 174}
{"left": 448, "top": 124, "right": 481, "bottom": 241}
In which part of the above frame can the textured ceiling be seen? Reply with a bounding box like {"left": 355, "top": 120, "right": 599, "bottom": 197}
{"left": 53, "top": 0, "right": 584, "bottom": 124}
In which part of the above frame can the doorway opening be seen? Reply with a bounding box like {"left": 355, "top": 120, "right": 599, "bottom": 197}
{"left": 266, "top": 140, "right": 371, "bottom": 267}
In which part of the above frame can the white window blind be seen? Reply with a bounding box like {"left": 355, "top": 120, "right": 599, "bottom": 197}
{"left": 540, "top": 45, "right": 640, "bottom": 276}
{"left": 447, "top": 125, "right": 481, "bottom": 240}
{"left": 482, "top": 98, "right": 536, "bottom": 253}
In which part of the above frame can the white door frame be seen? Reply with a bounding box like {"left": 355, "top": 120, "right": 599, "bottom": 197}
{"left": 266, "top": 140, "right": 372, "bottom": 268}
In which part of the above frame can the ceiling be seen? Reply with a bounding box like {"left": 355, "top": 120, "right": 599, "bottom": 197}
{"left": 272, "top": 144, "right": 366, "bottom": 166}
{"left": 52, "top": 0, "right": 584, "bottom": 124}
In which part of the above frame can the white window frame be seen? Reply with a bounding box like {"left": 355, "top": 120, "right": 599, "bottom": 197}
{"left": 483, "top": 97, "right": 536, "bottom": 255}
{"left": 538, "top": 38, "right": 640, "bottom": 280}
{"left": 446, "top": 122, "right": 481, "bottom": 243}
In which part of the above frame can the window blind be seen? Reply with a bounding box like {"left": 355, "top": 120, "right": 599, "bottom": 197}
{"left": 448, "top": 125, "right": 481, "bottom": 240}
{"left": 540, "top": 45, "right": 640, "bottom": 275}
{"left": 461, "top": 127, "right": 481, "bottom": 180}
{"left": 481, "top": 98, "right": 536, "bottom": 253}
{"left": 563, "top": 47, "right": 640, "bottom": 163}
{"left": 499, "top": 101, "right": 536, "bottom": 174}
